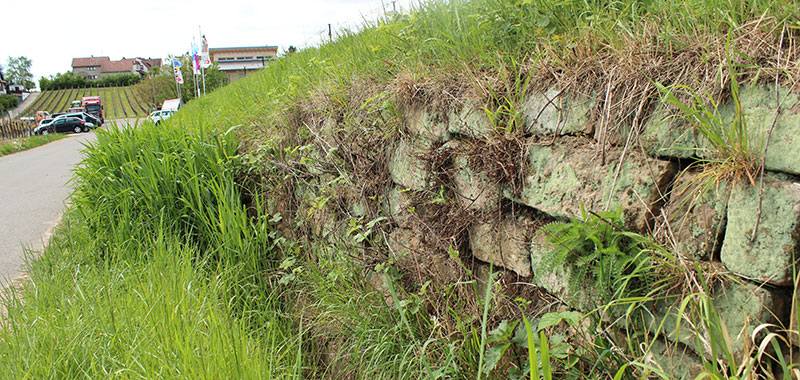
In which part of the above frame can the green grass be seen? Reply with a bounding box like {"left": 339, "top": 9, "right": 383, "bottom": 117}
{"left": 0, "top": 121, "right": 301, "bottom": 379}
{"left": 1, "top": 0, "right": 798, "bottom": 379}
{"left": 0, "top": 133, "right": 69, "bottom": 157}
{"left": 0, "top": 229, "right": 297, "bottom": 379}
{"left": 162, "top": 0, "right": 799, "bottom": 377}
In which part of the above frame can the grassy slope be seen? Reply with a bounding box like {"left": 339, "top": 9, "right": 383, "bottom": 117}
{"left": 1, "top": 0, "right": 797, "bottom": 379}
{"left": 174, "top": 0, "right": 796, "bottom": 132}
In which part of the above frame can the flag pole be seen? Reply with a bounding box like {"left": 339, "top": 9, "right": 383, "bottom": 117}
{"left": 201, "top": 66, "right": 206, "bottom": 96}
{"left": 199, "top": 25, "right": 205, "bottom": 96}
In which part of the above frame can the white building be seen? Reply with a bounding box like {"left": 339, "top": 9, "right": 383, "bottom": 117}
{"left": 209, "top": 45, "right": 279, "bottom": 82}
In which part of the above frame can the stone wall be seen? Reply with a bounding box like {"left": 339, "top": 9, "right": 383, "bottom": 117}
{"left": 292, "top": 84, "right": 799, "bottom": 369}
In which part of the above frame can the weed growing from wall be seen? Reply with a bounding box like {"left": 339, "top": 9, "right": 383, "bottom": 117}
{"left": 536, "top": 207, "right": 656, "bottom": 306}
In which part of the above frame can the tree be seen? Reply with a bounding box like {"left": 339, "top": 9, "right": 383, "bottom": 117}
{"left": 0, "top": 95, "right": 19, "bottom": 113}
{"left": 0, "top": 64, "right": 8, "bottom": 93}
{"left": 6, "top": 56, "right": 33, "bottom": 90}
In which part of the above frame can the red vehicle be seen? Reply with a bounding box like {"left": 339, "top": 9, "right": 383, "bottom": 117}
{"left": 81, "top": 96, "right": 104, "bottom": 125}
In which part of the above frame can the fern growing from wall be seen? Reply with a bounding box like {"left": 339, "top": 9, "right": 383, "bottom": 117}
{"left": 536, "top": 207, "right": 656, "bottom": 307}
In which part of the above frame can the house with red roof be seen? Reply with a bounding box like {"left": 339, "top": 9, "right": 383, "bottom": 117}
{"left": 72, "top": 57, "right": 162, "bottom": 80}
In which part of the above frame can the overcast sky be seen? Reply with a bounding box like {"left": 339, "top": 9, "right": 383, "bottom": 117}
{"left": 1, "top": 0, "right": 417, "bottom": 84}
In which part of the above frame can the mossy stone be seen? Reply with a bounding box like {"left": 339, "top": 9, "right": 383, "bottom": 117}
{"left": 447, "top": 141, "right": 501, "bottom": 211}
{"left": 720, "top": 173, "right": 800, "bottom": 285}
{"left": 469, "top": 216, "right": 533, "bottom": 277}
{"left": 447, "top": 103, "right": 494, "bottom": 138}
{"left": 385, "top": 186, "right": 414, "bottom": 226}
{"left": 645, "top": 281, "right": 787, "bottom": 361}
{"left": 387, "top": 138, "right": 431, "bottom": 191}
{"left": 405, "top": 106, "right": 450, "bottom": 142}
{"left": 511, "top": 136, "right": 676, "bottom": 231}
{"left": 639, "top": 110, "right": 699, "bottom": 159}
{"left": 661, "top": 172, "right": 730, "bottom": 260}
{"left": 716, "top": 85, "right": 800, "bottom": 176}
{"left": 522, "top": 88, "right": 594, "bottom": 136}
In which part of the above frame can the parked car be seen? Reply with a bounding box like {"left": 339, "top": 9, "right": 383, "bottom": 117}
{"left": 147, "top": 109, "right": 175, "bottom": 125}
{"left": 54, "top": 112, "right": 101, "bottom": 128}
{"left": 34, "top": 117, "right": 88, "bottom": 135}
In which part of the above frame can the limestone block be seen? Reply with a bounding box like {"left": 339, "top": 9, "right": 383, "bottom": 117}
{"left": 512, "top": 136, "right": 676, "bottom": 231}
{"left": 715, "top": 85, "right": 800, "bottom": 176}
{"left": 447, "top": 103, "right": 495, "bottom": 138}
{"left": 529, "top": 233, "right": 599, "bottom": 311}
{"left": 521, "top": 88, "right": 594, "bottom": 136}
{"left": 387, "top": 228, "right": 422, "bottom": 268}
{"left": 446, "top": 141, "right": 501, "bottom": 211}
{"left": 645, "top": 338, "right": 704, "bottom": 380}
{"left": 720, "top": 174, "right": 800, "bottom": 285}
{"left": 293, "top": 181, "right": 338, "bottom": 238}
{"left": 405, "top": 106, "right": 449, "bottom": 142}
{"left": 348, "top": 200, "right": 367, "bottom": 218}
{"left": 662, "top": 172, "right": 730, "bottom": 260}
{"left": 385, "top": 186, "right": 415, "bottom": 226}
{"left": 387, "top": 138, "right": 431, "bottom": 190}
{"left": 469, "top": 216, "right": 533, "bottom": 277}
{"left": 649, "top": 281, "right": 787, "bottom": 361}
{"left": 639, "top": 111, "right": 699, "bottom": 159}
{"left": 366, "top": 270, "right": 394, "bottom": 306}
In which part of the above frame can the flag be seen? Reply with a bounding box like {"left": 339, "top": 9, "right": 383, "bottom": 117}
{"left": 201, "top": 34, "right": 211, "bottom": 69}
{"left": 173, "top": 59, "right": 184, "bottom": 84}
{"left": 191, "top": 40, "right": 201, "bottom": 75}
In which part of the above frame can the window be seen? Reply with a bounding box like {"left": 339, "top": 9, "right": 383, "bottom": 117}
{"left": 218, "top": 57, "right": 234, "bottom": 61}
{"left": 236, "top": 56, "right": 253, "bottom": 60}
{"left": 87, "top": 67, "right": 97, "bottom": 71}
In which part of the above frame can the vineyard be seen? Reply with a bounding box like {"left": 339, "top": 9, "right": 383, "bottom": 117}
{"left": 19, "top": 86, "right": 153, "bottom": 120}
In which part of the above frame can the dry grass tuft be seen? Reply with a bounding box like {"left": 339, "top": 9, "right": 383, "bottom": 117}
{"left": 528, "top": 18, "right": 799, "bottom": 153}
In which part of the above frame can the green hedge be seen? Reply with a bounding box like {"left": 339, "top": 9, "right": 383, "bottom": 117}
{"left": 40, "top": 72, "right": 141, "bottom": 91}
{"left": 0, "top": 94, "right": 19, "bottom": 113}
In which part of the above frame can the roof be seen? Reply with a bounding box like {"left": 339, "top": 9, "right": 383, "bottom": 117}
{"left": 209, "top": 45, "right": 279, "bottom": 51}
{"left": 71, "top": 57, "right": 162, "bottom": 73}
{"left": 72, "top": 56, "right": 111, "bottom": 68}
{"left": 103, "top": 59, "right": 135, "bottom": 73}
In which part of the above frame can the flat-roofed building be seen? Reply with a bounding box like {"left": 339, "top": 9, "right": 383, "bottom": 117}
{"left": 209, "top": 46, "right": 278, "bottom": 82}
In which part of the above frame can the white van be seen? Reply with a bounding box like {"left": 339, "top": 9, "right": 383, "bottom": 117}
{"left": 148, "top": 110, "right": 175, "bottom": 125}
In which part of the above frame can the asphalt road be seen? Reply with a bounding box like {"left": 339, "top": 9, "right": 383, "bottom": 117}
{"left": 0, "top": 119, "right": 139, "bottom": 287}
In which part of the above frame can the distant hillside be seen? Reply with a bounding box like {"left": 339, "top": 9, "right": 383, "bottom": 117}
{"left": 20, "top": 86, "right": 153, "bottom": 120}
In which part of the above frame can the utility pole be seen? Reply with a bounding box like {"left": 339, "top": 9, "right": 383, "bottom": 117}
{"left": 328, "top": 23, "right": 332, "bottom": 41}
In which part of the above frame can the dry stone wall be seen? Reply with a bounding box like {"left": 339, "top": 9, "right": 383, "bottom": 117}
{"left": 294, "top": 84, "right": 799, "bottom": 367}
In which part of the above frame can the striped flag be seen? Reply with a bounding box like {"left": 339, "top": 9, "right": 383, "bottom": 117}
{"left": 191, "top": 41, "right": 201, "bottom": 75}
{"left": 173, "top": 59, "right": 184, "bottom": 84}
{"left": 201, "top": 35, "right": 211, "bottom": 69}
